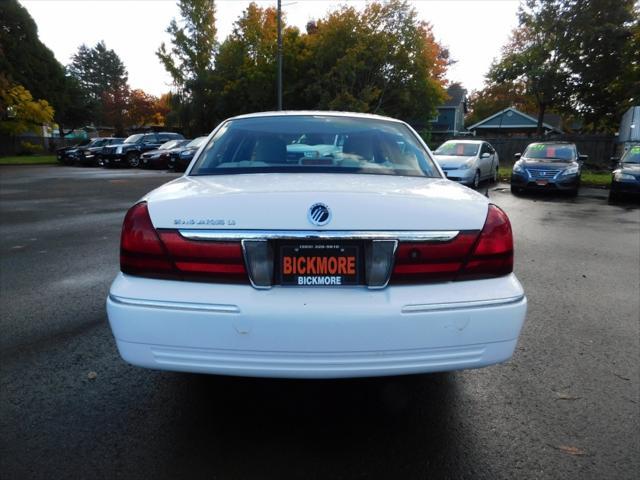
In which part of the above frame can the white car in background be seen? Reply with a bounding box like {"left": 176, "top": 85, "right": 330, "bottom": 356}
{"left": 286, "top": 133, "right": 344, "bottom": 163}
{"left": 106, "top": 111, "right": 527, "bottom": 379}
{"left": 433, "top": 140, "right": 500, "bottom": 188}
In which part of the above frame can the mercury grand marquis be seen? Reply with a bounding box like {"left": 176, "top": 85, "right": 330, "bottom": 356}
{"left": 106, "top": 111, "right": 527, "bottom": 378}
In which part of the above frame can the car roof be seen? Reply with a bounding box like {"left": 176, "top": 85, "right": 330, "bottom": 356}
{"left": 527, "top": 141, "right": 576, "bottom": 146}
{"left": 227, "top": 110, "right": 405, "bottom": 124}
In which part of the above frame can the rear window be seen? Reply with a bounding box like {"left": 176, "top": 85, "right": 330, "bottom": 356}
{"left": 434, "top": 142, "right": 479, "bottom": 157}
{"left": 159, "top": 140, "right": 183, "bottom": 150}
{"left": 187, "top": 136, "right": 208, "bottom": 148}
{"left": 123, "top": 134, "right": 143, "bottom": 144}
{"left": 621, "top": 146, "right": 640, "bottom": 164}
{"left": 190, "top": 115, "right": 439, "bottom": 178}
{"left": 524, "top": 143, "right": 576, "bottom": 161}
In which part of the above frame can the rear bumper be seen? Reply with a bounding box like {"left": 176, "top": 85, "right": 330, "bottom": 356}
{"left": 107, "top": 273, "right": 527, "bottom": 378}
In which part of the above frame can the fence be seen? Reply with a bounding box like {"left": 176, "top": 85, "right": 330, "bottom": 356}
{"left": 0, "top": 135, "right": 86, "bottom": 156}
{"left": 2, "top": 132, "right": 618, "bottom": 168}
{"left": 437, "top": 134, "right": 617, "bottom": 169}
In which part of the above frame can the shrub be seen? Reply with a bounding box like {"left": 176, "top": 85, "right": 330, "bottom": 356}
{"left": 19, "top": 141, "right": 44, "bottom": 155}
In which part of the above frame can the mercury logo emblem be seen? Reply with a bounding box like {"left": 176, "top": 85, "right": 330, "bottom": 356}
{"left": 308, "top": 203, "right": 331, "bottom": 226}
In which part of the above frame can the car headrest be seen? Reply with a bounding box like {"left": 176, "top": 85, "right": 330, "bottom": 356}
{"left": 342, "top": 134, "right": 374, "bottom": 161}
{"left": 254, "top": 137, "right": 287, "bottom": 164}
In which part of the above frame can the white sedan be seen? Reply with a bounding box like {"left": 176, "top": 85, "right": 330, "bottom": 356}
{"left": 433, "top": 140, "right": 500, "bottom": 188}
{"left": 107, "top": 111, "right": 527, "bottom": 379}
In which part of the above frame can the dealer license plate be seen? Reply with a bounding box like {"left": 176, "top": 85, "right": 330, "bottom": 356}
{"left": 535, "top": 179, "right": 549, "bottom": 186}
{"left": 279, "top": 243, "right": 361, "bottom": 286}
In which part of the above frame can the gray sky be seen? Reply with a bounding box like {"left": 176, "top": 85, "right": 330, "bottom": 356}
{"left": 21, "top": 0, "right": 520, "bottom": 97}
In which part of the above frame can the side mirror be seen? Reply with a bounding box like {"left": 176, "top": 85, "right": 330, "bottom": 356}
{"left": 481, "top": 152, "right": 491, "bottom": 159}
{"left": 514, "top": 153, "right": 521, "bottom": 160}
{"left": 610, "top": 156, "right": 620, "bottom": 168}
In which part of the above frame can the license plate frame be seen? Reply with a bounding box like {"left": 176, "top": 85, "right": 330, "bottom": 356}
{"left": 277, "top": 241, "right": 363, "bottom": 287}
{"left": 535, "top": 179, "right": 549, "bottom": 186}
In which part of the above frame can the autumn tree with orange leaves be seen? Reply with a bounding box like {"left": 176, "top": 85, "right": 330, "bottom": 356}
{"left": 160, "top": 0, "right": 451, "bottom": 134}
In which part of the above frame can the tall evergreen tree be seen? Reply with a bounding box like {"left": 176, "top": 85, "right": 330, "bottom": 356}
{"left": 68, "top": 41, "right": 129, "bottom": 128}
{"left": 157, "top": 0, "right": 218, "bottom": 135}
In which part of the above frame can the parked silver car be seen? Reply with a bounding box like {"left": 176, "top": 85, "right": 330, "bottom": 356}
{"left": 433, "top": 140, "right": 499, "bottom": 188}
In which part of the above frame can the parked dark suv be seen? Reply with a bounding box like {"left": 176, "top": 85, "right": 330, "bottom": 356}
{"left": 101, "top": 132, "right": 184, "bottom": 168}
{"left": 76, "top": 137, "right": 124, "bottom": 166}
{"left": 511, "top": 141, "right": 587, "bottom": 196}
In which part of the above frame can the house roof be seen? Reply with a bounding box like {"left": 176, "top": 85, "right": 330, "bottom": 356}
{"left": 442, "top": 84, "right": 467, "bottom": 107}
{"left": 467, "top": 107, "right": 563, "bottom": 133}
{"left": 543, "top": 113, "right": 563, "bottom": 130}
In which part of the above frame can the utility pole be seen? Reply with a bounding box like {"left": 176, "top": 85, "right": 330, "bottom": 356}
{"left": 277, "top": 0, "right": 283, "bottom": 111}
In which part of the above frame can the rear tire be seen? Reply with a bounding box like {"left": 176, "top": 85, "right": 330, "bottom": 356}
{"left": 492, "top": 166, "right": 499, "bottom": 183}
{"left": 127, "top": 152, "right": 140, "bottom": 168}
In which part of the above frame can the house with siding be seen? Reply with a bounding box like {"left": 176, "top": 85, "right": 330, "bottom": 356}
{"left": 466, "top": 107, "right": 563, "bottom": 136}
{"left": 431, "top": 84, "right": 468, "bottom": 137}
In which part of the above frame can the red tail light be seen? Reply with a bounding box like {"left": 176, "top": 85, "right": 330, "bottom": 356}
{"left": 391, "top": 204, "right": 513, "bottom": 284}
{"left": 457, "top": 204, "right": 513, "bottom": 280}
{"left": 120, "top": 202, "right": 247, "bottom": 282}
{"left": 391, "top": 232, "right": 480, "bottom": 283}
{"left": 120, "top": 203, "right": 175, "bottom": 277}
{"left": 158, "top": 232, "right": 248, "bottom": 282}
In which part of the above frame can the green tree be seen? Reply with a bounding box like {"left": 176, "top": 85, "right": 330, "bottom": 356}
{"left": 0, "top": 0, "right": 91, "bottom": 136}
{"left": 157, "top": 0, "right": 218, "bottom": 135}
{"left": 298, "top": 0, "right": 448, "bottom": 123}
{"left": 214, "top": 3, "right": 297, "bottom": 118}
{"left": 128, "top": 89, "right": 160, "bottom": 127}
{"left": 156, "top": 0, "right": 449, "bottom": 128}
{"left": 562, "top": 0, "right": 638, "bottom": 131}
{"left": 68, "top": 41, "right": 129, "bottom": 127}
{"left": 101, "top": 85, "right": 130, "bottom": 136}
{"left": 54, "top": 75, "right": 93, "bottom": 137}
{"left": 488, "top": 1, "right": 570, "bottom": 135}
{"left": 488, "top": 0, "right": 639, "bottom": 134}
{"left": 0, "top": 77, "right": 55, "bottom": 135}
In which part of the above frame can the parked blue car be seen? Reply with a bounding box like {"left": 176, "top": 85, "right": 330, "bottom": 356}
{"left": 511, "top": 142, "right": 586, "bottom": 196}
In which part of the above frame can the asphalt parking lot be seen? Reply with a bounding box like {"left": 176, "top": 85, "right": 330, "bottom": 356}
{"left": 1, "top": 165, "right": 638, "bottom": 480}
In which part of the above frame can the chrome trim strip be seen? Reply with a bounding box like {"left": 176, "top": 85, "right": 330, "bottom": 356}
{"left": 179, "top": 229, "right": 460, "bottom": 242}
{"left": 109, "top": 295, "right": 240, "bottom": 314}
{"left": 401, "top": 295, "right": 525, "bottom": 314}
